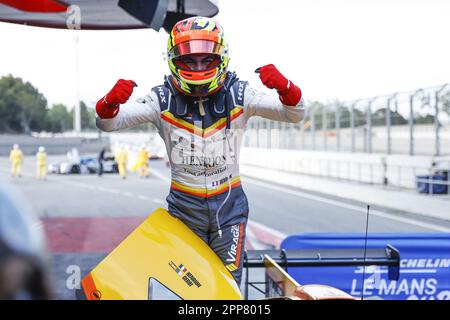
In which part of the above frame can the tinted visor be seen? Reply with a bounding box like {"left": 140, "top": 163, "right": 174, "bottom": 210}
{"left": 168, "top": 40, "right": 226, "bottom": 60}
{"left": 173, "top": 54, "right": 221, "bottom": 72}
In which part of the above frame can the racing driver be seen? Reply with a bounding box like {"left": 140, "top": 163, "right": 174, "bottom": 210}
{"left": 95, "top": 16, "right": 304, "bottom": 286}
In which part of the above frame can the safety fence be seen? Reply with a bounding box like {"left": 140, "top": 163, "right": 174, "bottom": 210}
{"left": 240, "top": 148, "right": 450, "bottom": 196}
{"left": 244, "top": 83, "right": 450, "bottom": 156}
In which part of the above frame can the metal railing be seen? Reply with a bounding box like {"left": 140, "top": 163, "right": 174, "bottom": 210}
{"left": 240, "top": 148, "right": 450, "bottom": 196}
{"left": 245, "top": 83, "right": 450, "bottom": 156}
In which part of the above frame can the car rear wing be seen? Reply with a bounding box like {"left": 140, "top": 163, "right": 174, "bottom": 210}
{"left": 243, "top": 245, "right": 400, "bottom": 299}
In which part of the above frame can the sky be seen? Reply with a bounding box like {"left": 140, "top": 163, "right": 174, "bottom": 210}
{"left": 1, "top": 0, "right": 450, "bottom": 109}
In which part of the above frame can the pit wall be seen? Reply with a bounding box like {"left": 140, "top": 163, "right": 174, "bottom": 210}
{"left": 239, "top": 147, "right": 450, "bottom": 189}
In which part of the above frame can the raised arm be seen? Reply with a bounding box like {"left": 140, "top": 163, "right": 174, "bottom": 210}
{"left": 245, "top": 64, "right": 304, "bottom": 123}
{"left": 95, "top": 79, "right": 161, "bottom": 132}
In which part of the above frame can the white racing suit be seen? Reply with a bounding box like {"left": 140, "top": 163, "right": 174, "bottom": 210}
{"left": 96, "top": 73, "right": 304, "bottom": 285}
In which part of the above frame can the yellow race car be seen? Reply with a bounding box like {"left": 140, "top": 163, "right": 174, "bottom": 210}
{"left": 79, "top": 208, "right": 241, "bottom": 300}
{"left": 77, "top": 208, "right": 399, "bottom": 300}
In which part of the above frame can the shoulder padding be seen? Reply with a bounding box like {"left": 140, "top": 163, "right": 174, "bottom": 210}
{"left": 151, "top": 85, "right": 170, "bottom": 112}
{"left": 230, "top": 80, "right": 248, "bottom": 107}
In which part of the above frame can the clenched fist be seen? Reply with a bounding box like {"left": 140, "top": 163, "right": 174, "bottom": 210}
{"left": 96, "top": 79, "right": 137, "bottom": 119}
{"left": 256, "top": 64, "right": 302, "bottom": 106}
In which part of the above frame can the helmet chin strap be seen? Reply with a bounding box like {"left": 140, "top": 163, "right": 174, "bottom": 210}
{"left": 197, "top": 98, "right": 206, "bottom": 116}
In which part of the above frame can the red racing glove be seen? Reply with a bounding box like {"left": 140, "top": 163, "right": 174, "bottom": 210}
{"left": 256, "top": 64, "right": 302, "bottom": 107}
{"left": 96, "top": 79, "right": 137, "bottom": 119}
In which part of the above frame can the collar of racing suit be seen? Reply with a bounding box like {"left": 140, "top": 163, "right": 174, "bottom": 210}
{"left": 164, "top": 72, "right": 239, "bottom": 130}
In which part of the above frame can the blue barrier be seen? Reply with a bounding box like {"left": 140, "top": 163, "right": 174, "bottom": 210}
{"left": 281, "top": 233, "right": 450, "bottom": 300}
{"left": 416, "top": 174, "right": 448, "bottom": 194}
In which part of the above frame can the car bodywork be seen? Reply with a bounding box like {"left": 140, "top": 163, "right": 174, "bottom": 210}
{"left": 0, "top": 0, "right": 219, "bottom": 33}
{"left": 79, "top": 208, "right": 242, "bottom": 300}
{"left": 78, "top": 208, "right": 400, "bottom": 300}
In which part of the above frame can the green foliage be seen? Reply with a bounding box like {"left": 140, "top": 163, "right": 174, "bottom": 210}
{"left": 441, "top": 91, "right": 450, "bottom": 114}
{"left": 415, "top": 114, "right": 435, "bottom": 124}
{"left": 0, "top": 74, "right": 98, "bottom": 133}
{"left": 80, "top": 101, "right": 96, "bottom": 130}
{"left": 372, "top": 108, "right": 408, "bottom": 126}
{"left": 0, "top": 74, "right": 47, "bottom": 133}
{"left": 47, "top": 103, "right": 73, "bottom": 132}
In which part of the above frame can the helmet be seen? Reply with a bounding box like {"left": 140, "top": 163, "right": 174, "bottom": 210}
{"left": 13, "top": 144, "right": 19, "bottom": 150}
{"left": 0, "top": 180, "right": 52, "bottom": 299}
{"left": 38, "top": 146, "right": 45, "bottom": 153}
{"left": 167, "top": 16, "right": 229, "bottom": 96}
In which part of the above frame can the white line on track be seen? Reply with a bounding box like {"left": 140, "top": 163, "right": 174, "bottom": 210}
{"left": 97, "top": 186, "right": 116, "bottom": 192}
{"left": 60, "top": 180, "right": 152, "bottom": 202}
{"left": 248, "top": 220, "right": 287, "bottom": 240}
{"left": 242, "top": 176, "right": 450, "bottom": 233}
{"left": 151, "top": 167, "right": 289, "bottom": 240}
{"left": 59, "top": 170, "right": 285, "bottom": 245}
{"left": 245, "top": 226, "right": 267, "bottom": 250}
{"left": 150, "top": 167, "right": 449, "bottom": 237}
{"left": 151, "top": 168, "right": 171, "bottom": 183}
{"left": 3, "top": 166, "right": 449, "bottom": 233}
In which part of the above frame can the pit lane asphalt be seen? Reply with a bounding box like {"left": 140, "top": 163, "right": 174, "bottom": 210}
{"left": 2, "top": 156, "right": 448, "bottom": 231}
{"left": 1, "top": 155, "right": 449, "bottom": 300}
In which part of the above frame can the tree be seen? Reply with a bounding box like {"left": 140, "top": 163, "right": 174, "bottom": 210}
{"left": 305, "top": 101, "right": 367, "bottom": 129}
{"left": 336, "top": 105, "right": 365, "bottom": 128}
{"left": 79, "top": 101, "right": 97, "bottom": 130}
{"left": 0, "top": 75, "right": 49, "bottom": 133}
{"left": 46, "top": 103, "right": 73, "bottom": 132}
{"left": 304, "top": 101, "right": 327, "bottom": 129}
{"left": 415, "top": 114, "right": 434, "bottom": 124}
{"left": 441, "top": 90, "right": 450, "bottom": 114}
{"left": 372, "top": 108, "right": 408, "bottom": 126}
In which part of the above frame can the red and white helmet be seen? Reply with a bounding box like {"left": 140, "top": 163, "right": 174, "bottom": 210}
{"left": 167, "top": 16, "right": 230, "bottom": 96}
